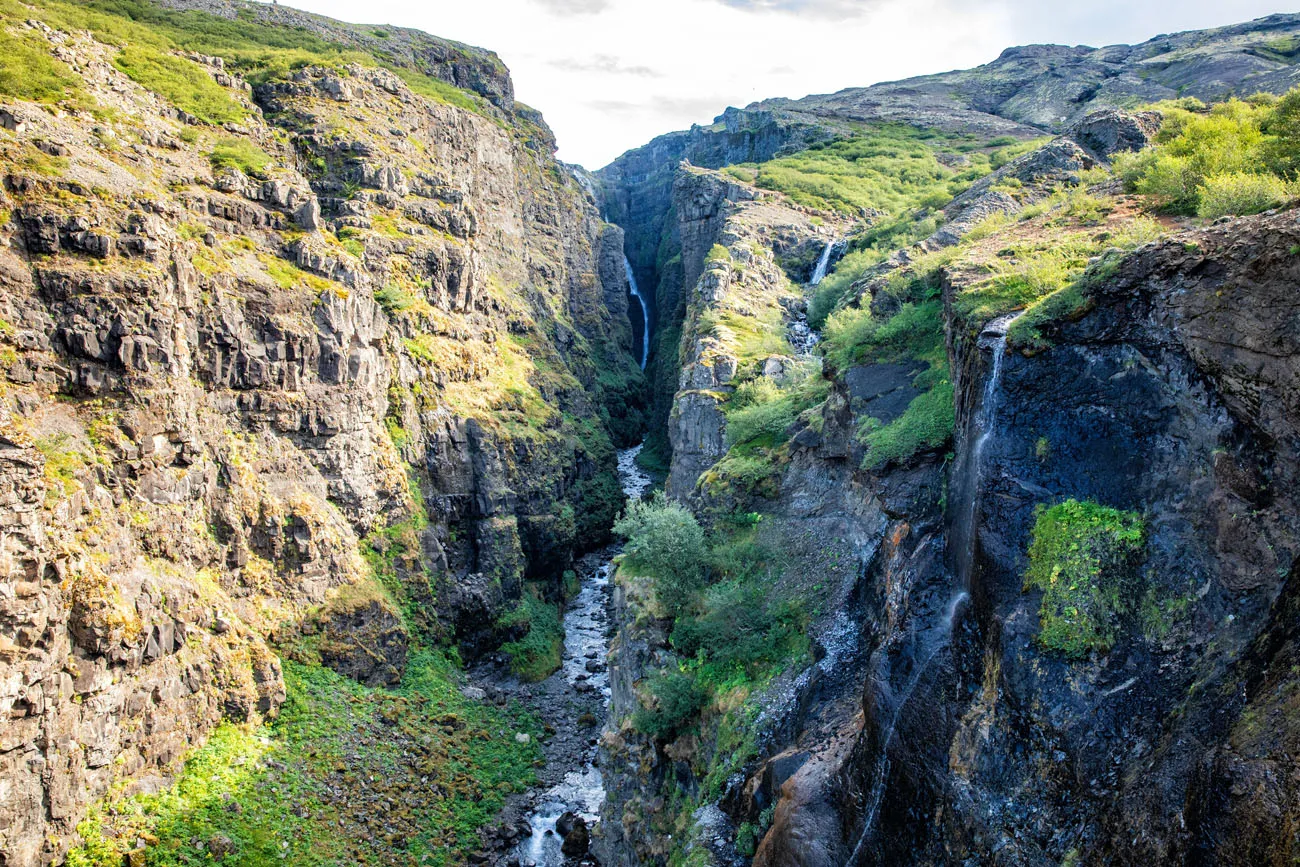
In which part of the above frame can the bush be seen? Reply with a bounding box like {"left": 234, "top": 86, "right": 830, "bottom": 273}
{"left": 1115, "top": 92, "right": 1300, "bottom": 215}
{"left": 1023, "top": 499, "right": 1146, "bottom": 658}
{"left": 497, "top": 594, "right": 564, "bottom": 682}
{"left": 1196, "top": 171, "right": 1291, "bottom": 217}
{"left": 210, "top": 138, "right": 272, "bottom": 175}
{"left": 113, "top": 45, "right": 245, "bottom": 124}
{"left": 671, "top": 582, "right": 807, "bottom": 675}
{"left": 632, "top": 672, "right": 707, "bottom": 740}
{"left": 726, "top": 397, "right": 798, "bottom": 447}
{"left": 614, "top": 492, "right": 707, "bottom": 615}
{"left": 859, "top": 379, "right": 955, "bottom": 468}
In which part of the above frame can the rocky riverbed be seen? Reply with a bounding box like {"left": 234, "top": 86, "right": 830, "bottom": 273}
{"left": 471, "top": 447, "right": 651, "bottom": 866}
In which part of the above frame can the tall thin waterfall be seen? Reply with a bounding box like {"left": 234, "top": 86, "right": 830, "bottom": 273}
{"left": 953, "top": 312, "right": 1022, "bottom": 592}
{"left": 848, "top": 314, "right": 1020, "bottom": 866}
{"left": 624, "top": 256, "right": 650, "bottom": 370}
{"left": 810, "top": 240, "right": 834, "bottom": 286}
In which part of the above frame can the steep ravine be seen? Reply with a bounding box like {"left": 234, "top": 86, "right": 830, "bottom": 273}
{"left": 5, "top": 3, "right": 1300, "bottom": 867}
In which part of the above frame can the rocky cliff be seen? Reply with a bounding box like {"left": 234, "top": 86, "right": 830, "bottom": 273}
{"left": 0, "top": 1, "right": 643, "bottom": 864}
{"left": 595, "top": 19, "right": 1300, "bottom": 863}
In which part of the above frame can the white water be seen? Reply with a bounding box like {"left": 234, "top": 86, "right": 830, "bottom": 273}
{"left": 625, "top": 257, "right": 651, "bottom": 370}
{"left": 789, "top": 241, "right": 836, "bottom": 357}
{"left": 517, "top": 445, "right": 652, "bottom": 867}
{"left": 954, "top": 312, "right": 1023, "bottom": 593}
{"left": 810, "top": 240, "right": 835, "bottom": 286}
{"left": 848, "top": 314, "right": 1022, "bottom": 864}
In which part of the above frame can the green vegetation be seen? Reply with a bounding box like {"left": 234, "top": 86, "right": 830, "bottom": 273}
{"left": 0, "top": 27, "right": 87, "bottom": 105}
{"left": 1022, "top": 499, "right": 1146, "bottom": 658}
{"left": 615, "top": 505, "right": 809, "bottom": 739}
{"left": 741, "top": 125, "right": 1040, "bottom": 214}
{"left": 813, "top": 261, "right": 956, "bottom": 468}
{"left": 858, "top": 380, "right": 954, "bottom": 468}
{"left": 497, "top": 592, "right": 564, "bottom": 682}
{"left": 113, "top": 44, "right": 245, "bottom": 124}
{"left": 3, "top": 0, "right": 490, "bottom": 116}
{"left": 209, "top": 137, "right": 271, "bottom": 175}
{"left": 1114, "top": 91, "right": 1300, "bottom": 216}
{"left": 614, "top": 492, "right": 707, "bottom": 617}
{"left": 67, "top": 653, "right": 543, "bottom": 867}
{"left": 956, "top": 216, "right": 1163, "bottom": 342}
{"left": 632, "top": 671, "right": 708, "bottom": 740}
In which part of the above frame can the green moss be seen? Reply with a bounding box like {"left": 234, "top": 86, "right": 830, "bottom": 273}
{"left": 113, "top": 44, "right": 245, "bottom": 124}
{"left": 1023, "top": 499, "right": 1146, "bottom": 659}
{"left": 497, "top": 592, "right": 564, "bottom": 682}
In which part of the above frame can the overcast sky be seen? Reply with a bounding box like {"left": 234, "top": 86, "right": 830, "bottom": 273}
{"left": 281, "top": 0, "right": 1288, "bottom": 169}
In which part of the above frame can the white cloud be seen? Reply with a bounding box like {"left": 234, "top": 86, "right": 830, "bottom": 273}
{"left": 271, "top": 0, "right": 1289, "bottom": 168}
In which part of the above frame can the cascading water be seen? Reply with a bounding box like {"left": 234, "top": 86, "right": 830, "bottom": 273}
{"left": 789, "top": 240, "right": 836, "bottom": 357}
{"left": 810, "top": 239, "right": 835, "bottom": 286}
{"left": 516, "top": 445, "right": 651, "bottom": 867}
{"left": 848, "top": 314, "right": 1020, "bottom": 865}
{"left": 952, "top": 312, "right": 1023, "bottom": 593}
{"left": 624, "top": 257, "right": 651, "bottom": 370}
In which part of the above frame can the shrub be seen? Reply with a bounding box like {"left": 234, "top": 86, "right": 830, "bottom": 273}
{"left": 726, "top": 397, "right": 797, "bottom": 447}
{"left": 671, "top": 582, "right": 807, "bottom": 675}
{"left": 859, "top": 379, "right": 955, "bottom": 468}
{"left": 614, "top": 492, "right": 707, "bottom": 615}
{"left": 497, "top": 594, "right": 564, "bottom": 682}
{"left": 113, "top": 45, "right": 245, "bottom": 124}
{"left": 210, "top": 138, "right": 271, "bottom": 175}
{"left": 1022, "top": 499, "right": 1146, "bottom": 658}
{"left": 1196, "top": 171, "right": 1290, "bottom": 217}
{"left": 632, "top": 672, "right": 707, "bottom": 740}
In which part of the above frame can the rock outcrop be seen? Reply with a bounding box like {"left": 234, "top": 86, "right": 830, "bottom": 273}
{"left": 0, "top": 5, "right": 642, "bottom": 864}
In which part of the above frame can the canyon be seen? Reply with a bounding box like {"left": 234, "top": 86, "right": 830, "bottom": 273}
{"left": 0, "top": 2, "right": 1299, "bottom": 867}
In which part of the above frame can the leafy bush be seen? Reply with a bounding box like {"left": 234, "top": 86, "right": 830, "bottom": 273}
{"left": 726, "top": 396, "right": 798, "bottom": 447}
{"left": 614, "top": 492, "right": 707, "bottom": 616}
{"left": 671, "top": 582, "right": 807, "bottom": 675}
{"left": 113, "top": 45, "right": 246, "bottom": 124}
{"left": 1196, "top": 171, "right": 1291, "bottom": 217}
{"left": 1023, "top": 499, "right": 1146, "bottom": 658}
{"left": 633, "top": 672, "right": 708, "bottom": 740}
{"left": 210, "top": 138, "right": 271, "bottom": 175}
{"left": 497, "top": 593, "right": 564, "bottom": 682}
{"left": 1114, "top": 91, "right": 1300, "bottom": 215}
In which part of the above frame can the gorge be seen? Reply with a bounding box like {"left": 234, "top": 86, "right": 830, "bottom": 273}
{"left": 1, "top": 2, "right": 1300, "bottom": 867}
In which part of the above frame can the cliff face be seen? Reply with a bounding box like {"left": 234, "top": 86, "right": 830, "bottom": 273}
{"left": 0, "top": 3, "right": 642, "bottom": 864}
{"left": 598, "top": 64, "right": 1300, "bottom": 864}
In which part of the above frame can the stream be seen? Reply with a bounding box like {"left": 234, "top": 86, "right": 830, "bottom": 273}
{"left": 515, "top": 445, "right": 652, "bottom": 866}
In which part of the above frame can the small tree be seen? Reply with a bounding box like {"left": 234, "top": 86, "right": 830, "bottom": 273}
{"left": 614, "top": 492, "right": 706, "bottom": 616}
{"left": 1263, "top": 88, "right": 1300, "bottom": 178}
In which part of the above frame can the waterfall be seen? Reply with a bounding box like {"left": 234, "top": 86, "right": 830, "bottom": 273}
{"left": 953, "top": 312, "right": 1022, "bottom": 592}
{"left": 624, "top": 256, "right": 650, "bottom": 370}
{"left": 789, "top": 241, "right": 836, "bottom": 357}
{"left": 810, "top": 240, "right": 834, "bottom": 286}
{"left": 847, "top": 591, "right": 968, "bottom": 866}
{"left": 848, "top": 314, "right": 1020, "bottom": 865}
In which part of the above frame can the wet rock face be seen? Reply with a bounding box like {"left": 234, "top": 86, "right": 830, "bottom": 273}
{"left": 848, "top": 211, "right": 1300, "bottom": 865}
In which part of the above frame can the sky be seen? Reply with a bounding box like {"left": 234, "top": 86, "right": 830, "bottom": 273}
{"left": 279, "top": 0, "right": 1289, "bottom": 169}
